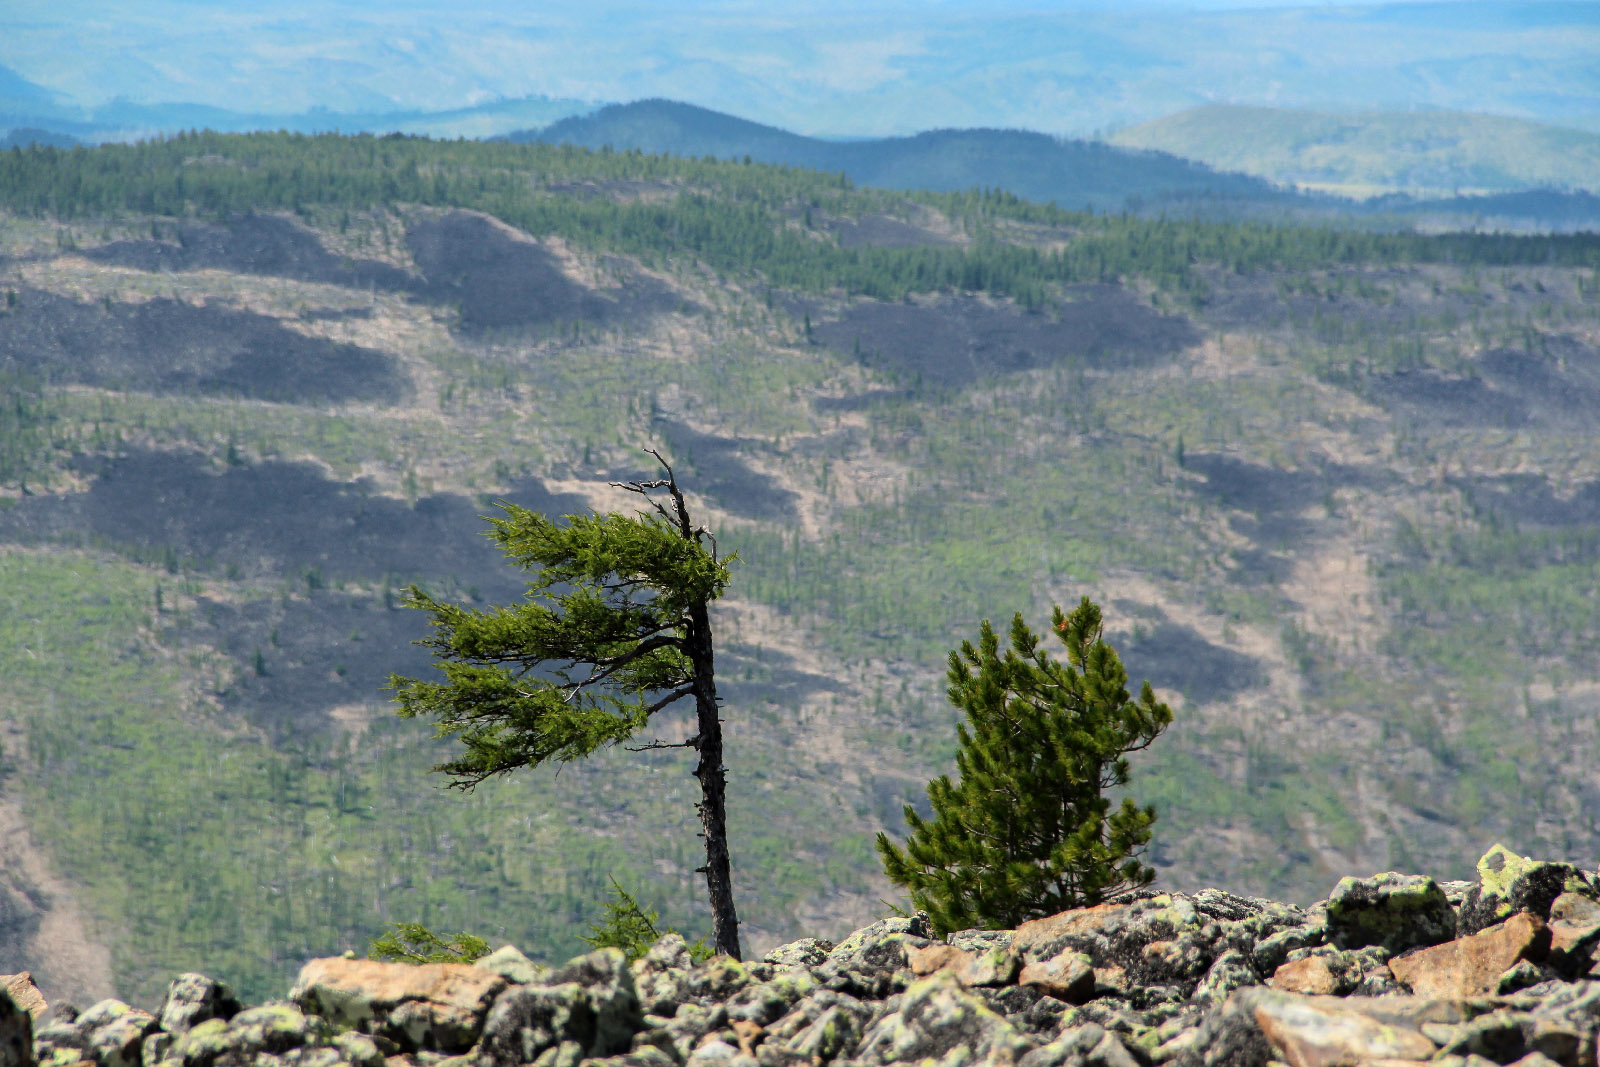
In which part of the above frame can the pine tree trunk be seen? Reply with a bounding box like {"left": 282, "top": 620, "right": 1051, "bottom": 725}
{"left": 688, "top": 602, "right": 742, "bottom": 959}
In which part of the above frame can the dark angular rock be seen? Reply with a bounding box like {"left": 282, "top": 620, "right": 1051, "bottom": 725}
{"left": 547, "top": 949, "right": 644, "bottom": 1055}
{"left": 1168, "top": 987, "right": 1276, "bottom": 1067}
{"left": 477, "top": 984, "right": 596, "bottom": 1067}
{"left": 72, "top": 1001, "right": 159, "bottom": 1067}
{"left": 1325, "top": 871, "right": 1455, "bottom": 953}
{"left": 1250, "top": 920, "right": 1327, "bottom": 973}
{"left": 0, "top": 990, "right": 31, "bottom": 1067}
{"left": 1190, "top": 949, "right": 1259, "bottom": 1007}
{"left": 853, "top": 973, "right": 1029, "bottom": 1066}
{"left": 157, "top": 976, "right": 241, "bottom": 1036}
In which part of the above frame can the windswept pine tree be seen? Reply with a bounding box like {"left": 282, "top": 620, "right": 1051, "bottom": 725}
{"left": 879, "top": 597, "right": 1173, "bottom": 933}
{"left": 389, "top": 453, "right": 743, "bottom": 958}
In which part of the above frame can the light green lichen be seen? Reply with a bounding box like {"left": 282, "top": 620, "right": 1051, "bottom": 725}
{"left": 1476, "top": 844, "right": 1535, "bottom": 899}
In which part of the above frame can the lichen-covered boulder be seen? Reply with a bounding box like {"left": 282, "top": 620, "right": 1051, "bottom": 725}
{"left": 1189, "top": 949, "right": 1259, "bottom": 1008}
{"left": 946, "top": 930, "right": 1015, "bottom": 955}
{"left": 1251, "top": 989, "right": 1438, "bottom": 1064}
{"left": 0, "top": 989, "right": 31, "bottom": 1067}
{"left": 632, "top": 934, "right": 695, "bottom": 1016}
{"left": 721, "top": 971, "right": 816, "bottom": 1027}
{"left": 760, "top": 988, "right": 871, "bottom": 1065}
{"left": 159, "top": 1002, "right": 324, "bottom": 1067}
{"left": 775, "top": 1003, "right": 863, "bottom": 1065}
{"left": 1459, "top": 844, "right": 1600, "bottom": 937}
{"left": 476, "top": 983, "right": 593, "bottom": 1067}
{"left": 853, "top": 972, "right": 1031, "bottom": 1067}
{"left": 474, "top": 947, "right": 547, "bottom": 987}
{"left": 1021, "top": 1022, "right": 1144, "bottom": 1067}
{"left": 761, "top": 939, "right": 832, "bottom": 968}
{"left": 156, "top": 977, "right": 240, "bottom": 1036}
{"left": 906, "top": 944, "right": 1021, "bottom": 988}
{"left": 822, "top": 915, "right": 933, "bottom": 994}
{"left": 34, "top": 1001, "right": 159, "bottom": 1067}
{"left": 546, "top": 949, "right": 643, "bottom": 1056}
{"left": 1325, "top": 871, "right": 1455, "bottom": 953}
{"left": 677, "top": 958, "right": 764, "bottom": 1008}
{"left": 289, "top": 958, "right": 506, "bottom": 1053}
{"left": 1171, "top": 987, "right": 1447, "bottom": 1067}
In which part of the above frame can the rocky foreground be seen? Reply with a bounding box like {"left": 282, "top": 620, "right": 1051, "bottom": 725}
{"left": 8, "top": 845, "right": 1600, "bottom": 1067}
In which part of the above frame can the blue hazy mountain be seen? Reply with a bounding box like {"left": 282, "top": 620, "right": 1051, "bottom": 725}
{"left": 515, "top": 99, "right": 1288, "bottom": 214}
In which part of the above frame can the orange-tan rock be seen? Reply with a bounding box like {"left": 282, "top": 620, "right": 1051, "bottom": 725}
{"left": 1388, "top": 913, "right": 1549, "bottom": 999}
{"left": 905, "top": 943, "right": 1020, "bottom": 987}
{"left": 1253, "top": 993, "right": 1437, "bottom": 1067}
{"left": 1017, "top": 951, "right": 1096, "bottom": 1003}
{"left": 289, "top": 957, "right": 507, "bottom": 1052}
{"left": 0, "top": 974, "right": 45, "bottom": 1021}
{"left": 1270, "top": 956, "right": 1341, "bottom": 996}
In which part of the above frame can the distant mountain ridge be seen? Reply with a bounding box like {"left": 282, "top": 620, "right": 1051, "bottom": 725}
{"left": 0, "top": 66, "right": 597, "bottom": 145}
{"left": 512, "top": 99, "right": 1289, "bottom": 215}
{"left": 1112, "top": 105, "right": 1600, "bottom": 198}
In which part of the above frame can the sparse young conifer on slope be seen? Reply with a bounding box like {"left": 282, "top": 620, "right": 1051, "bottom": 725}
{"left": 878, "top": 597, "right": 1173, "bottom": 934}
{"left": 389, "top": 453, "right": 743, "bottom": 958}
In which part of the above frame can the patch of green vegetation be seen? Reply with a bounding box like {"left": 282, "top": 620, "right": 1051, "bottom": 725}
{"left": 1379, "top": 526, "right": 1600, "bottom": 682}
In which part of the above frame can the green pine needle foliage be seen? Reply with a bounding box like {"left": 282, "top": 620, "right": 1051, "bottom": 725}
{"left": 580, "top": 877, "right": 715, "bottom": 964}
{"left": 368, "top": 921, "right": 490, "bottom": 964}
{"left": 877, "top": 597, "right": 1174, "bottom": 934}
{"left": 388, "top": 501, "right": 732, "bottom": 788}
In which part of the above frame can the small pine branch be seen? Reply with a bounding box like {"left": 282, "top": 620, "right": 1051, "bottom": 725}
{"left": 368, "top": 921, "right": 489, "bottom": 964}
{"left": 580, "top": 877, "right": 714, "bottom": 963}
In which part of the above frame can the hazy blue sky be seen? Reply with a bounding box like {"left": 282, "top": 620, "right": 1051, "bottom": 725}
{"left": 4, "top": 1, "right": 1598, "bottom": 134}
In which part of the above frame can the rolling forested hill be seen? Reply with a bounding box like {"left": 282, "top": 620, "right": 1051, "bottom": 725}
{"left": 2, "top": 132, "right": 1600, "bottom": 1012}
{"left": 1111, "top": 105, "right": 1600, "bottom": 198}
{"left": 513, "top": 99, "right": 1289, "bottom": 214}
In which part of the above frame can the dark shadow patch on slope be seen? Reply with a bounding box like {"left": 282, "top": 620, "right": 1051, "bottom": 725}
{"left": 0, "top": 288, "right": 408, "bottom": 404}
{"left": 1373, "top": 334, "right": 1600, "bottom": 433}
{"left": 1180, "top": 453, "right": 1385, "bottom": 574}
{"left": 79, "top": 211, "right": 685, "bottom": 339}
{"left": 647, "top": 419, "right": 799, "bottom": 523}
{"left": 1118, "top": 622, "right": 1264, "bottom": 705}
{"left": 807, "top": 287, "right": 1200, "bottom": 389}
{"left": 716, "top": 641, "right": 848, "bottom": 715}
{"left": 1181, "top": 454, "right": 1324, "bottom": 517}
{"left": 81, "top": 213, "right": 417, "bottom": 292}
{"left": 0, "top": 449, "right": 585, "bottom": 591}
{"left": 186, "top": 594, "right": 846, "bottom": 746}
{"left": 825, "top": 214, "right": 954, "bottom": 249}
{"left": 811, "top": 389, "right": 911, "bottom": 413}
{"left": 1476, "top": 338, "right": 1600, "bottom": 428}
{"left": 406, "top": 212, "right": 682, "bottom": 335}
{"left": 1375, "top": 370, "right": 1531, "bottom": 430}
{"left": 1456, "top": 473, "right": 1600, "bottom": 530}
{"left": 178, "top": 590, "right": 443, "bottom": 742}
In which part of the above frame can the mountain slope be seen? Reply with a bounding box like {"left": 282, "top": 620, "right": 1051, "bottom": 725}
{"left": 517, "top": 99, "right": 1287, "bottom": 214}
{"left": 1112, "top": 105, "right": 1600, "bottom": 197}
{"left": 2, "top": 135, "right": 1600, "bottom": 1010}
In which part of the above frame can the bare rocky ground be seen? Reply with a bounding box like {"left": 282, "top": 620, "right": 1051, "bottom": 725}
{"left": 13, "top": 844, "right": 1600, "bottom": 1067}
